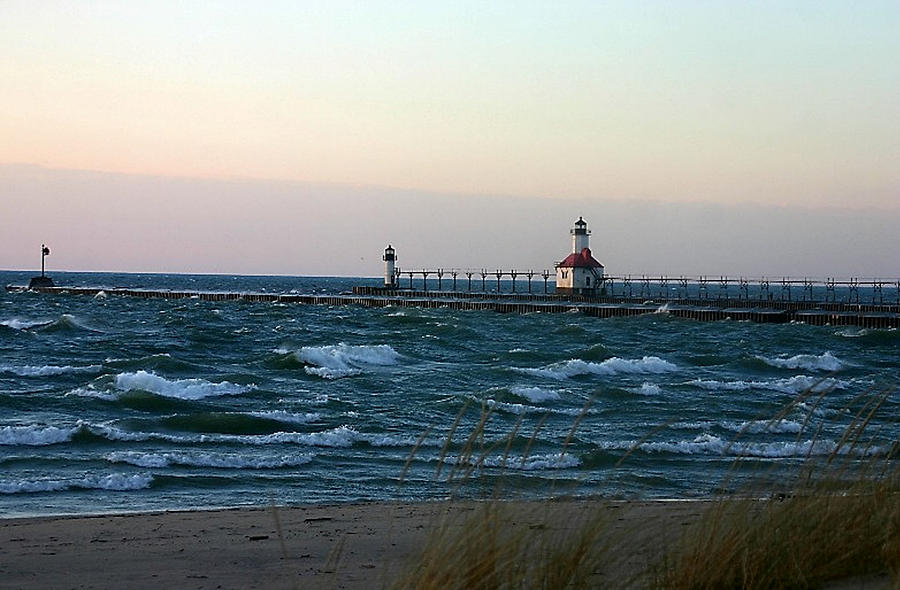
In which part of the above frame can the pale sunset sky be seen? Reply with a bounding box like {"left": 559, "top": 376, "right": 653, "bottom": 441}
{"left": 1, "top": 1, "right": 898, "bottom": 277}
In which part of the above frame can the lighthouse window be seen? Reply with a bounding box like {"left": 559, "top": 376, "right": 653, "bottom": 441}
{"left": 586, "top": 277, "right": 591, "bottom": 287}
{"left": 562, "top": 271, "right": 568, "bottom": 279}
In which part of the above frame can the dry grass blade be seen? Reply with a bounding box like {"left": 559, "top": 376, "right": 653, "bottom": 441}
{"left": 654, "top": 386, "right": 899, "bottom": 590}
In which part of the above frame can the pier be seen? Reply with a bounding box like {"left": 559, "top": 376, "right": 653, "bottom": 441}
{"left": 8, "top": 276, "right": 900, "bottom": 329}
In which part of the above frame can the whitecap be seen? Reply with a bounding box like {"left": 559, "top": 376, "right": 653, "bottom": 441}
{"left": 114, "top": 370, "right": 253, "bottom": 400}
{"left": 106, "top": 451, "right": 314, "bottom": 469}
{"left": 722, "top": 419, "right": 805, "bottom": 435}
{"left": 0, "top": 318, "right": 49, "bottom": 330}
{"left": 0, "top": 425, "right": 75, "bottom": 446}
{"left": 508, "top": 386, "right": 562, "bottom": 403}
{"left": 297, "top": 343, "right": 399, "bottom": 379}
{"left": 517, "top": 356, "right": 677, "bottom": 380}
{"left": 248, "top": 411, "right": 321, "bottom": 425}
{"left": 0, "top": 364, "right": 104, "bottom": 377}
{"left": 483, "top": 398, "right": 583, "bottom": 417}
{"left": 0, "top": 473, "right": 153, "bottom": 494}
{"left": 757, "top": 351, "right": 846, "bottom": 372}
{"left": 836, "top": 328, "right": 869, "bottom": 338}
{"left": 686, "top": 376, "right": 845, "bottom": 394}
{"left": 637, "top": 434, "right": 839, "bottom": 457}
{"left": 632, "top": 382, "right": 662, "bottom": 396}
{"left": 92, "top": 423, "right": 418, "bottom": 448}
{"left": 469, "top": 452, "right": 581, "bottom": 471}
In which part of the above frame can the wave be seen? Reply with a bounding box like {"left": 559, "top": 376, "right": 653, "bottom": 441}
{"left": 723, "top": 419, "right": 805, "bottom": 434}
{"left": 517, "top": 356, "right": 678, "bottom": 380}
{"left": 296, "top": 343, "right": 399, "bottom": 379}
{"left": 248, "top": 411, "right": 321, "bottom": 425}
{"left": 482, "top": 397, "right": 584, "bottom": 417}
{"left": 0, "top": 364, "right": 104, "bottom": 377}
{"left": 446, "top": 452, "right": 581, "bottom": 471}
{"left": 34, "top": 314, "right": 100, "bottom": 333}
{"left": 671, "top": 419, "right": 805, "bottom": 435}
{"left": 686, "top": 375, "right": 847, "bottom": 394}
{"left": 619, "top": 433, "right": 883, "bottom": 458}
{"left": 0, "top": 424, "right": 75, "bottom": 446}
{"left": 0, "top": 317, "right": 52, "bottom": 330}
{"left": 0, "top": 473, "right": 153, "bottom": 494}
{"left": 114, "top": 371, "right": 254, "bottom": 400}
{"left": 92, "top": 423, "right": 419, "bottom": 448}
{"left": 106, "top": 451, "right": 314, "bottom": 469}
{"left": 631, "top": 382, "right": 662, "bottom": 396}
{"left": 633, "top": 433, "right": 854, "bottom": 458}
{"left": 757, "top": 351, "right": 846, "bottom": 372}
{"left": 508, "top": 386, "right": 562, "bottom": 403}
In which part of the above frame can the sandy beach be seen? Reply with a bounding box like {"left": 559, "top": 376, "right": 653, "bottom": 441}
{"left": 0, "top": 499, "right": 719, "bottom": 589}
{"left": 3, "top": 498, "right": 893, "bottom": 589}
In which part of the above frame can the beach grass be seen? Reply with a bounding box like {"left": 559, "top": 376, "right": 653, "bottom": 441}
{"left": 654, "top": 387, "right": 899, "bottom": 590}
{"left": 390, "top": 388, "right": 899, "bottom": 589}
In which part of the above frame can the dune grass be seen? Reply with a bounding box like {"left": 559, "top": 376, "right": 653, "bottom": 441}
{"left": 654, "top": 387, "right": 899, "bottom": 590}
{"left": 390, "top": 388, "right": 899, "bottom": 589}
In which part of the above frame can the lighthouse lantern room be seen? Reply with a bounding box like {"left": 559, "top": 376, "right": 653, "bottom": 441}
{"left": 383, "top": 245, "right": 397, "bottom": 288}
{"left": 555, "top": 217, "right": 604, "bottom": 295}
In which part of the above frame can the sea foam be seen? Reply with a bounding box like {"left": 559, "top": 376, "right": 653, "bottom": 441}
{"left": 757, "top": 351, "right": 846, "bottom": 372}
{"left": 297, "top": 343, "right": 399, "bottom": 379}
{"left": 632, "top": 382, "right": 662, "bottom": 396}
{"left": 687, "top": 375, "right": 846, "bottom": 394}
{"left": 508, "top": 386, "right": 562, "bottom": 403}
{"left": 0, "top": 473, "right": 153, "bottom": 494}
{"left": 517, "top": 356, "right": 678, "bottom": 380}
{"left": 114, "top": 370, "right": 253, "bottom": 400}
{"left": 0, "top": 364, "right": 104, "bottom": 377}
{"left": 637, "top": 434, "right": 838, "bottom": 458}
{"left": 0, "top": 318, "right": 50, "bottom": 330}
{"left": 476, "top": 452, "right": 581, "bottom": 471}
{"left": 0, "top": 424, "right": 75, "bottom": 446}
{"left": 106, "top": 451, "right": 314, "bottom": 469}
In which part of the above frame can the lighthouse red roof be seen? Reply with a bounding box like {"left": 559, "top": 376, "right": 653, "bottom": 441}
{"left": 557, "top": 248, "right": 603, "bottom": 269}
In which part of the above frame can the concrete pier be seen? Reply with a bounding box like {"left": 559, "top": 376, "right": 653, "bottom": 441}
{"left": 8, "top": 283, "right": 900, "bottom": 328}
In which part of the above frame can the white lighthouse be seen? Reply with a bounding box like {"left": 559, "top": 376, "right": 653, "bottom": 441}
{"left": 572, "top": 216, "right": 589, "bottom": 253}
{"left": 556, "top": 217, "right": 604, "bottom": 295}
{"left": 383, "top": 245, "right": 397, "bottom": 288}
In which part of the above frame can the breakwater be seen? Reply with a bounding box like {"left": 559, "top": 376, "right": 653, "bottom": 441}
{"left": 9, "top": 283, "right": 900, "bottom": 328}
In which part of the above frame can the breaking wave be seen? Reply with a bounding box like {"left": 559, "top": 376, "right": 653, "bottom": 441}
{"left": 0, "top": 473, "right": 153, "bottom": 494}
{"left": 0, "top": 317, "right": 51, "bottom": 330}
{"left": 757, "top": 351, "right": 846, "bottom": 372}
{"left": 517, "top": 356, "right": 678, "bottom": 380}
{"left": 114, "top": 371, "right": 254, "bottom": 400}
{"left": 89, "top": 423, "right": 420, "bottom": 448}
{"left": 632, "top": 382, "right": 662, "bottom": 396}
{"left": 722, "top": 419, "right": 805, "bottom": 435}
{"left": 106, "top": 451, "right": 314, "bottom": 469}
{"left": 687, "top": 375, "right": 847, "bottom": 394}
{"left": 508, "top": 386, "right": 562, "bottom": 403}
{"left": 447, "top": 452, "right": 581, "bottom": 471}
{"left": 0, "top": 364, "right": 104, "bottom": 377}
{"left": 0, "top": 424, "right": 75, "bottom": 446}
{"left": 297, "top": 343, "right": 399, "bottom": 379}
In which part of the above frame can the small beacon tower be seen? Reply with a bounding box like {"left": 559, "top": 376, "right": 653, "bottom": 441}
{"left": 555, "top": 217, "right": 604, "bottom": 295}
{"left": 383, "top": 245, "right": 397, "bottom": 288}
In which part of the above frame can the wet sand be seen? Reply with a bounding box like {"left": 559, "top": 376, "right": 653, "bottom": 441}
{"left": 0, "top": 500, "right": 889, "bottom": 589}
{"left": 0, "top": 500, "right": 699, "bottom": 589}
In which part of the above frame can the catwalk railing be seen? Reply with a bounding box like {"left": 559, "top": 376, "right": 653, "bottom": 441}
{"left": 381, "top": 270, "right": 900, "bottom": 305}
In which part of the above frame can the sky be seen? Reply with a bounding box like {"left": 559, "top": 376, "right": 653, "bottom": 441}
{"left": 1, "top": 1, "right": 898, "bottom": 277}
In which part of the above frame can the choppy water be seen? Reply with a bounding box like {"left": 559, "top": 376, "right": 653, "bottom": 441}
{"left": 1, "top": 271, "right": 897, "bottom": 517}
